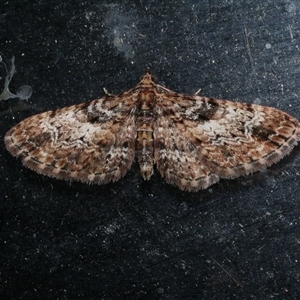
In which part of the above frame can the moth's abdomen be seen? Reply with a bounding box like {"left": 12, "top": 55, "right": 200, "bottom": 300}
{"left": 136, "top": 90, "right": 156, "bottom": 180}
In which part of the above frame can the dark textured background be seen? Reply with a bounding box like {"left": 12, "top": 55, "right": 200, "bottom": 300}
{"left": 1, "top": 1, "right": 300, "bottom": 299}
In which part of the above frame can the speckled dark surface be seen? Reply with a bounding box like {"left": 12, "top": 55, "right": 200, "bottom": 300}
{"left": 1, "top": 1, "right": 300, "bottom": 299}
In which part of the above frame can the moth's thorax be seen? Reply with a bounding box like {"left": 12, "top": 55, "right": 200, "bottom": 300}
{"left": 136, "top": 89, "right": 156, "bottom": 110}
{"left": 135, "top": 88, "right": 156, "bottom": 180}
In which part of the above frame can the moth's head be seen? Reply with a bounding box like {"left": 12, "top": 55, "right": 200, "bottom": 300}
{"left": 140, "top": 68, "right": 157, "bottom": 84}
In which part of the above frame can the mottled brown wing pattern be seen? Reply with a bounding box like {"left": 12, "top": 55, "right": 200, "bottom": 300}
{"left": 5, "top": 95, "right": 137, "bottom": 184}
{"left": 154, "top": 111, "right": 220, "bottom": 191}
{"left": 154, "top": 88, "right": 300, "bottom": 191}
{"left": 4, "top": 69, "right": 300, "bottom": 192}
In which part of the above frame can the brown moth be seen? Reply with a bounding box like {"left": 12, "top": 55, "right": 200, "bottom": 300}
{"left": 5, "top": 69, "right": 300, "bottom": 191}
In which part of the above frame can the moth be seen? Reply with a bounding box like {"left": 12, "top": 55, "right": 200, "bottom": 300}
{"left": 4, "top": 69, "right": 300, "bottom": 191}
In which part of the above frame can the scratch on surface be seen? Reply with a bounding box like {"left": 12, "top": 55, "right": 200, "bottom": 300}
{"left": 243, "top": 26, "right": 254, "bottom": 70}
{"left": 211, "top": 256, "right": 243, "bottom": 287}
{"left": 288, "top": 24, "right": 294, "bottom": 42}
